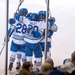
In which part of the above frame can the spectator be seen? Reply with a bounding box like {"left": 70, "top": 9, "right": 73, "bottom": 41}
{"left": 49, "top": 70, "right": 65, "bottom": 75}
{"left": 45, "top": 57, "right": 70, "bottom": 75}
{"left": 45, "top": 58, "right": 54, "bottom": 68}
{"left": 18, "top": 62, "right": 34, "bottom": 75}
{"left": 45, "top": 58, "right": 58, "bottom": 70}
{"left": 39, "top": 62, "right": 53, "bottom": 75}
{"left": 71, "top": 70, "right": 75, "bottom": 75}
{"left": 36, "top": 73, "right": 43, "bottom": 75}
{"left": 58, "top": 51, "right": 75, "bottom": 74}
{"left": 63, "top": 58, "right": 71, "bottom": 64}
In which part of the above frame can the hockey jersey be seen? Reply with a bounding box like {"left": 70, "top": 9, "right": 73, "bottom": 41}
{"left": 24, "top": 20, "right": 49, "bottom": 44}
{"left": 8, "top": 19, "right": 27, "bottom": 45}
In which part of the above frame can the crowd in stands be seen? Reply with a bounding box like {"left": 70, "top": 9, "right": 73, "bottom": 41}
{"left": 17, "top": 51, "right": 75, "bottom": 75}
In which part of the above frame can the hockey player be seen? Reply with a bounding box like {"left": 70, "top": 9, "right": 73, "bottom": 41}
{"left": 8, "top": 8, "right": 28, "bottom": 71}
{"left": 23, "top": 13, "right": 50, "bottom": 70}
{"left": 26, "top": 12, "right": 32, "bottom": 20}
{"left": 38, "top": 10, "right": 58, "bottom": 58}
{"left": 14, "top": 8, "right": 28, "bottom": 70}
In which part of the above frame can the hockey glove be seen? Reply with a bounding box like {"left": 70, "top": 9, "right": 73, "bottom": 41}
{"left": 8, "top": 18, "right": 15, "bottom": 25}
{"left": 33, "top": 31, "right": 41, "bottom": 38}
{"left": 33, "top": 26, "right": 41, "bottom": 38}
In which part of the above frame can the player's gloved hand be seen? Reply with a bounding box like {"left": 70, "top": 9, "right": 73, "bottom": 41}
{"left": 8, "top": 18, "right": 15, "bottom": 25}
{"left": 33, "top": 31, "right": 41, "bottom": 38}
{"left": 32, "top": 26, "right": 41, "bottom": 38}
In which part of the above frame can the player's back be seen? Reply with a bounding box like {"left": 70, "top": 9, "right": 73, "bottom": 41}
{"left": 12, "top": 20, "right": 27, "bottom": 45}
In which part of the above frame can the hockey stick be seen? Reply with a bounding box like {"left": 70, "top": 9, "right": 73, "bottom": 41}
{"left": 0, "top": 42, "right": 6, "bottom": 55}
{"left": 44, "top": 0, "right": 50, "bottom": 60}
{"left": 16, "top": 0, "right": 24, "bottom": 13}
{"left": 0, "top": 26, "right": 14, "bottom": 55}
{"left": 45, "top": 0, "right": 52, "bottom": 17}
{"left": 14, "top": 0, "right": 24, "bottom": 17}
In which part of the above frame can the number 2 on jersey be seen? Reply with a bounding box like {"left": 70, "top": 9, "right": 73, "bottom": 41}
{"left": 16, "top": 23, "right": 27, "bottom": 34}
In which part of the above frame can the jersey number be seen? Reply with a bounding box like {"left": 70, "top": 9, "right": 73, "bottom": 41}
{"left": 28, "top": 24, "right": 38, "bottom": 32}
{"left": 16, "top": 23, "right": 27, "bottom": 34}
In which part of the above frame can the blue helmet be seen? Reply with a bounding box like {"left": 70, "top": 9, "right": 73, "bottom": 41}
{"left": 42, "top": 11, "right": 46, "bottom": 18}
{"left": 19, "top": 8, "right": 28, "bottom": 16}
{"left": 26, "top": 12, "right": 32, "bottom": 18}
{"left": 31, "top": 13, "right": 38, "bottom": 21}
{"left": 38, "top": 10, "right": 43, "bottom": 16}
{"left": 38, "top": 10, "right": 46, "bottom": 19}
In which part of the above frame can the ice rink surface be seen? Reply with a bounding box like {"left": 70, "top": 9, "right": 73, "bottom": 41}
{"left": 0, "top": 0, "right": 75, "bottom": 75}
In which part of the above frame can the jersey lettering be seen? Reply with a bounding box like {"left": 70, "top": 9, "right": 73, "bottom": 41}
{"left": 16, "top": 23, "right": 27, "bottom": 34}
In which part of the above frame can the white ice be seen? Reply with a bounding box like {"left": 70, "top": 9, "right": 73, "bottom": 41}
{"left": 0, "top": 0, "right": 75, "bottom": 75}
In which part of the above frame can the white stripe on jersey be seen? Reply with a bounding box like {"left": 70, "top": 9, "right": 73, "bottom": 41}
{"left": 12, "top": 20, "right": 26, "bottom": 45}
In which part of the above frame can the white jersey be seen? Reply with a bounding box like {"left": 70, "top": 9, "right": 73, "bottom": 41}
{"left": 38, "top": 21, "right": 51, "bottom": 43}
{"left": 24, "top": 20, "right": 50, "bottom": 43}
{"left": 38, "top": 21, "right": 47, "bottom": 34}
{"left": 41, "top": 21, "right": 58, "bottom": 43}
{"left": 11, "top": 19, "right": 27, "bottom": 45}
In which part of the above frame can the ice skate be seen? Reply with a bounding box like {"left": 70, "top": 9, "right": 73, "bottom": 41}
{"left": 32, "top": 61, "right": 40, "bottom": 72}
{"left": 9, "top": 63, "right": 13, "bottom": 71}
{"left": 16, "top": 62, "right": 21, "bottom": 71}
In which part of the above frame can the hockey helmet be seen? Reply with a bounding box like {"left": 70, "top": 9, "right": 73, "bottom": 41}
{"left": 26, "top": 12, "right": 32, "bottom": 20}
{"left": 26, "top": 12, "right": 32, "bottom": 18}
{"left": 38, "top": 10, "right": 46, "bottom": 19}
{"left": 31, "top": 13, "right": 38, "bottom": 21}
{"left": 38, "top": 10, "right": 43, "bottom": 16}
{"left": 19, "top": 8, "right": 28, "bottom": 16}
{"left": 42, "top": 11, "right": 46, "bottom": 19}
